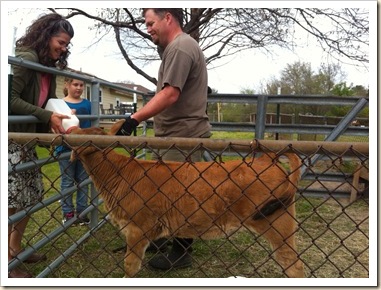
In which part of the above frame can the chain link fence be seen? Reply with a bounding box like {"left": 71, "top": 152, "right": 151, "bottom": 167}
{"left": 8, "top": 133, "right": 369, "bottom": 279}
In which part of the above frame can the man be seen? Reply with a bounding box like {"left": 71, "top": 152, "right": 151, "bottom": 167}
{"left": 116, "top": 8, "right": 212, "bottom": 270}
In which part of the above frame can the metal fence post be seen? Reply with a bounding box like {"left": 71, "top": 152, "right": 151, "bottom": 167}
{"left": 90, "top": 79, "right": 100, "bottom": 127}
{"left": 275, "top": 87, "right": 281, "bottom": 140}
{"left": 255, "top": 95, "right": 268, "bottom": 140}
{"left": 89, "top": 79, "right": 101, "bottom": 228}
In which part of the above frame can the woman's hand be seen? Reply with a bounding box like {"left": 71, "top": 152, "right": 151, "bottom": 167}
{"left": 49, "top": 112, "right": 70, "bottom": 133}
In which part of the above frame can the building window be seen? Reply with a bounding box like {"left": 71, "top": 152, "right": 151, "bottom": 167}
{"left": 86, "top": 85, "right": 103, "bottom": 104}
{"left": 86, "top": 85, "right": 91, "bottom": 100}
{"left": 99, "top": 89, "right": 102, "bottom": 104}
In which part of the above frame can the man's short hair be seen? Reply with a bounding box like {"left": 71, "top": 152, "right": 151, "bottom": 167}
{"left": 142, "top": 8, "right": 183, "bottom": 28}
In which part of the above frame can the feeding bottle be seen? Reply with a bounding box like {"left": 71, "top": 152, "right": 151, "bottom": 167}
{"left": 45, "top": 99, "right": 80, "bottom": 133}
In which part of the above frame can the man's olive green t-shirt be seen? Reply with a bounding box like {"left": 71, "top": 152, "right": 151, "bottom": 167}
{"left": 154, "top": 33, "right": 211, "bottom": 138}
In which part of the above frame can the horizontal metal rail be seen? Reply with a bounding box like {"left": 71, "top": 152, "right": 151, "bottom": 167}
{"left": 8, "top": 114, "right": 130, "bottom": 124}
{"left": 143, "top": 120, "right": 368, "bottom": 136}
{"left": 297, "top": 188, "right": 357, "bottom": 199}
{"left": 264, "top": 123, "right": 368, "bottom": 136}
{"left": 9, "top": 116, "right": 369, "bottom": 137}
{"left": 144, "top": 92, "right": 368, "bottom": 106}
{"left": 12, "top": 54, "right": 366, "bottom": 107}
{"left": 8, "top": 56, "right": 147, "bottom": 95}
{"left": 9, "top": 133, "right": 369, "bottom": 156}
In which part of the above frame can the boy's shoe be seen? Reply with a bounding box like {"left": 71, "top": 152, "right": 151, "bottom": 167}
{"left": 62, "top": 212, "right": 78, "bottom": 226}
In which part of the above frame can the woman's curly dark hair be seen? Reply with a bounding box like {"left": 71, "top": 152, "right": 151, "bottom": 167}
{"left": 16, "top": 13, "right": 74, "bottom": 69}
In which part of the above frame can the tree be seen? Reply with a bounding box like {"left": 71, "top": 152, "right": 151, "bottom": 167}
{"left": 351, "top": 85, "right": 369, "bottom": 98}
{"left": 265, "top": 61, "right": 345, "bottom": 95}
{"left": 265, "top": 61, "right": 348, "bottom": 116}
{"left": 51, "top": 8, "right": 369, "bottom": 86}
{"left": 328, "top": 83, "right": 369, "bottom": 117}
{"left": 330, "top": 82, "right": 354, "bottom": 97}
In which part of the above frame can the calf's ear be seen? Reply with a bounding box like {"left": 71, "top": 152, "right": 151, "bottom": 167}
{"left": 110, "top": 119, "right": 126, "bottom": 135}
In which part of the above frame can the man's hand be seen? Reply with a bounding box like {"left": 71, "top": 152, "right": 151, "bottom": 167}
{"left": 116, "top": 116, "right": 139, "bottom": 136}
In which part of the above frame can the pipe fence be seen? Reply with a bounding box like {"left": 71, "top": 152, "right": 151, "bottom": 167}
{"left": 8, "top": 134, "right": 369, "bottom": 279}
{"left": 7, "top": 55, "right": 370, "bottom": 282}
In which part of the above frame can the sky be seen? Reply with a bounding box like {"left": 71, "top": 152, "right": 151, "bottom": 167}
{"left": 3, "top": 2, "right": 375, "bottom": 94}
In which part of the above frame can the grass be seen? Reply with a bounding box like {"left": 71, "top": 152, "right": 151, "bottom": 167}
{"left": 18, "top": 131, "right": 369, "bottom": 278}
{"left": 32, "top": 198, "right": 368, "bottom": 278}
{"left": 138, "top": 128, "right": 369, "bottom": 144}
{"left": 39, "top": 197, "right": 367, "bottom": 278}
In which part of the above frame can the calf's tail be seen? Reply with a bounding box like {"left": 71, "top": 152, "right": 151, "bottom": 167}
{"left": 252, "top": 153, "right": 301, "bottom": 220}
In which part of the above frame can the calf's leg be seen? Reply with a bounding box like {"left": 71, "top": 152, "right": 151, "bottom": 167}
{"left": 247, "top": 204, "right": 305, "bottom": 278}
{"left": 123, "top": 226, "right": 150, "bottom": 278}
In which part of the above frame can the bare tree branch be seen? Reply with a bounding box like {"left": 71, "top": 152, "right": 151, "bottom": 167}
{"left": 54, "top": 8, "right": 368, "bottom": 85}
{"left": 114, "top": 25, "right": 157, "bottom": 85}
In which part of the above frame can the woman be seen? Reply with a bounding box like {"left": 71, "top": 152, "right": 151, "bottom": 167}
{"left": 8, "top": 13, "right": 74, "bottom": 278}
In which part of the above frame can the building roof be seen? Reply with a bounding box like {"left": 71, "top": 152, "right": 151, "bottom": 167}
{"left": 113, "top": 83, "right": 153, "bottom": 94}
{"left": 65, "top": 68, "right": 153, "bottom": 94}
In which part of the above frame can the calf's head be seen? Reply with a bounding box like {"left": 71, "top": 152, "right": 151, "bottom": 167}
{"left": 70, "top": 119, "right": 125, "bottom": 136}
{"left": 69, "top": 119, "right": 126, "bottom": 161}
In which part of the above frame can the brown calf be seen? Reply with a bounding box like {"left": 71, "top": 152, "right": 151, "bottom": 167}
{"left": 70, "top": 120, "right": 305, "bottom": 278}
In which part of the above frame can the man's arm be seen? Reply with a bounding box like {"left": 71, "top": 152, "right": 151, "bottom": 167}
{"left": 116, "top": 85, "right": 180, "bottom": 136}
{"left": 132, "top": 85, "right": 180, "bottom": 123}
